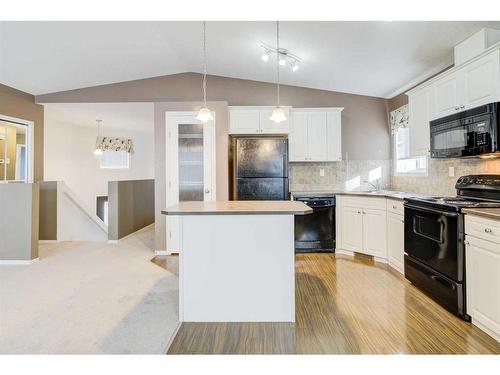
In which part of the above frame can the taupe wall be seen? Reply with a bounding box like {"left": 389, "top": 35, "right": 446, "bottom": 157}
{"left": 0, "top": 183, "right": 39, "bottom": 261}
{"left": 39, "top": 181, "right": 58, "bottom": 241}
{"left": 36, "top": 72, "right": 390, "bottom": 160}
{"left": 108, "top": 179, "right": 155, "bottom": 241}
{"left": 0, "top": 84, "right": 44, "bottom": 181}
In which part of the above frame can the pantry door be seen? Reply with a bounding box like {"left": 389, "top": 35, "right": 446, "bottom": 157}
{"left": 166, "top": 112, "right": 216, "bottom": 253}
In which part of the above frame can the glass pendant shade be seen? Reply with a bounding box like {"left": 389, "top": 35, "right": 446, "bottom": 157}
{"left": 196, "top": 107, "right": 214, "bottom": 122}
{"left": 270, "top": 106, "right": 287, "bottom": 123}
{"left": 93, "top": 148, "right": 103, "bottom": 156}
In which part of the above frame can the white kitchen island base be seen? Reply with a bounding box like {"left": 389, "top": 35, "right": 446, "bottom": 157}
{"left": 162, "top": 200, "right": 311, "bottom": 322}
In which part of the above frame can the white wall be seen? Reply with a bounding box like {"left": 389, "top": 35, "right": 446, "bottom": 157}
{"left": 44, "top": 105, "right": 154, "bottom": 216}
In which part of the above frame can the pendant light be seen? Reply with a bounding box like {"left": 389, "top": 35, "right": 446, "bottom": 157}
{"left": 93, "top": 119, "right": 103, "bottom": 156}
{"left": 196, "top": 21, "right": 214, "bottom": 123}
{"left": 270, "top": 20, "right": 287, "bottom": 123}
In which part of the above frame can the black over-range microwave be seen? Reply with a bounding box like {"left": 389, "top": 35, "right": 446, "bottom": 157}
{"left": 430, "top": 102, "right": 500, "bottom": 158}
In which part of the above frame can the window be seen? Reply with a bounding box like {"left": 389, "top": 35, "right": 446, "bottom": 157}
{"left": 100, "top": 150, "right": 129, "bottom": 169}
{"left": 394, "top": 127, "right": 427, "bottom": 175}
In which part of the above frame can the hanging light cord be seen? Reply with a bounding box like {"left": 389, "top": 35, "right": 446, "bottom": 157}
{"left": 202, "top": 21, "right": 208, "bottom": 107}
{"left": 276, "top": 20, "right": 280, "bottom": 107}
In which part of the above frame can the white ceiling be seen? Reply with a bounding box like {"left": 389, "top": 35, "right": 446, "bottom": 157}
{"left": 44, "top": 103, "right": 154, "bottom": 132}
{"left": 1, "top": 21, "right": 500, "bottom": 98}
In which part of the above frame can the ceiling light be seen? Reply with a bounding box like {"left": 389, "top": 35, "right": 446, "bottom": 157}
{"left": 291, "top": 62, "right": 299, "bottom": 72}
{"left": 261, "top": 50, "right": 270, "bottom": 62}
{"left": 196, "top": 21, "right": 213, "bottom": 123}
{"left": 270, "top": 21, "right": 287, "bottom": 124}
{"left": 279, "top": 57, "right": 287, "bottom": 66}
{"left": 94, "top": 119, "right": 103, "bottom": 156}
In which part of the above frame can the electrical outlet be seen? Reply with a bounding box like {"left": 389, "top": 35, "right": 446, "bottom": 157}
{"left": 448, "top": 166, "right": 455, "bottom": 177}
{"left": 319, "top": 168, "right": 325, "bottom": 177}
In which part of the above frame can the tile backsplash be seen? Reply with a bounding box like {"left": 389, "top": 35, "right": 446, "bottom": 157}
{"left": 391, "top": 157, "right": 500, "bottom": 196}
{"left": 289, "top": 160, "right": 392, "bottom": 192}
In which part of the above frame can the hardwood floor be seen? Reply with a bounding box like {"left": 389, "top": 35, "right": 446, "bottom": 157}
{"left": 167, "top": 253, "right": 499, "bottom": 354}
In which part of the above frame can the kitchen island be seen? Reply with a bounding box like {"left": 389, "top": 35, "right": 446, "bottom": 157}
{"left": 162, "top": 201, "right": 312, "bottom": 322}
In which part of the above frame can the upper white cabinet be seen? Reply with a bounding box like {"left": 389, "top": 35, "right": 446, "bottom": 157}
{"left": 408, "top": 86, "right": 432, "bottom": 157}
{"left": 229, "top": 107, "right": 290, "bottom": 134}
{"left": 289, "top": 108, "right": 343, "bottom": 162}
{"left": 407, "top": 47, "right": 500, "bottom": 157}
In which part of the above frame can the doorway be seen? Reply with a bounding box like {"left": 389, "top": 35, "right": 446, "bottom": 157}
{"left": 165, "top": 112, "right": 216, "bottom": 253}
{"left": 0, "top": 115, "right": 33, "bottom": 183}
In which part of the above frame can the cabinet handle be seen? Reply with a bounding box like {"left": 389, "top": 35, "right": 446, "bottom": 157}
{"left": 464, "top": 240, "right": 470, "bottom": 246}
{"left": 454, "top": 107, "right": 460, "bottom": 111}
{"left": 392, "top": 205, "right": 397, "bottom": 209}
{"left": 484, "top": 228, "right": 493, "bottom": 234}
{"left": 461, "top": 105, "right": 465, "bottom": 109}
{"left": 362, "top": 211, "right": 366, "bottom": 214}
{"left": 357, "top": 211, "right": 361, "bottom": 214}
{"left": 401, "top": 220, "right": 404, "bottom": 224}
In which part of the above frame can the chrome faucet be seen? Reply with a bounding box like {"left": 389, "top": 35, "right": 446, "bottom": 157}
{"left": 363, "top": 180, "right": 380, "bottom": 191}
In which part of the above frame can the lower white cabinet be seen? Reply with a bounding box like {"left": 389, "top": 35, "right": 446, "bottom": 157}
{"left": 387, "top": 212, "right": 405, "bottom": 273}
{"left": 465, "top": 214, "right": 500, "bottom": 342}
{"left": 336, "top": 196, "right": 387, "bottom": 261}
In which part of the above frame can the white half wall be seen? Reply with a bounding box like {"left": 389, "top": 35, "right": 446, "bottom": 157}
{"left": 43, "top": 103, "right": 155, "bottom": 216}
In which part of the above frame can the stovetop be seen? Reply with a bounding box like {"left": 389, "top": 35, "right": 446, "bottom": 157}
{"left": 405, "top": 196, "right": 500, "bottom": 212}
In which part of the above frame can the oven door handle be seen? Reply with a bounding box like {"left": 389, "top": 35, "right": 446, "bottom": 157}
{"left": 404, "top": 203, "right": 460, "bottom": 217}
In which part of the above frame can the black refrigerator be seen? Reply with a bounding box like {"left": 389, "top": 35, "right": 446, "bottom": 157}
{"left": 231, "top": 136, "right": 289, "bottom": 200}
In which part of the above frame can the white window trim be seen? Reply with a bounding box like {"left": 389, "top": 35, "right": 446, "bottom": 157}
{"left": 393, "top": 128, "right": 428, "bottom": 177}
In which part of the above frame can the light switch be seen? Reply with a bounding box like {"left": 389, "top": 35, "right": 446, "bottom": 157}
{"left": 319, "top": 168, "right": 325, "bottom": 177}
{"left": 448, "top": 167, "right": 455, "bottom": 177}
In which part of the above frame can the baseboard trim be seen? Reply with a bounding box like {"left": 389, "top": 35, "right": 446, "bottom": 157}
{"left": 163, "top": 321, "right": 182, "bottom": 354}
{"left": 335, "top": 249, "right": 355, "bottom": 257}
{"left": 154, "top": 250, "right": 168, "bottom": 256}
{"left": 0, "top": 258, "right": 39, "bottom": 265}
{"left": 107, "top": 240, "right": 119, "bottom": 244}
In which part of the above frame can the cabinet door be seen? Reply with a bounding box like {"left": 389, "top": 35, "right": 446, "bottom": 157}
{"left": 260, "top": 109, "right": 290, "bottom": 134}
{"left": 432, "top": 71, "right": 461, "bottom": 119}
{"left": 229, "top": 110, "right": 260, "bottom": 134}
{"left": 326, "top": 111, "right": 342, "bottom": 161}
{"left": 387, "top": 212, "right": 404, "bottom": 273}
{"left": 339, "top": 206, "right": 363, "bottom": 252}
{"left": 307, "top": 112, "right": 328, "bottom": 161}
{"left": 408, "top": 88, "right": 432, "bottom": 157}
{"left": 462, "top": 49, "right": 500, "bottom": 110}
{"left": 466, "top": 236, "right": 500, "bottom": 340}
{"left": 289, "top": 112, "right": 309, "bottom": 161}
{"left": 362, "top": 208, "right": 387, "bottom": 259}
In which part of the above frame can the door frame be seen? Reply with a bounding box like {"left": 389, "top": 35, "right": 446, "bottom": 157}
{"left": 0, "top": 114, "right": 34, "bottom": 183}
{"left": 165, "top": 111, "right": 216, "bottom": 253}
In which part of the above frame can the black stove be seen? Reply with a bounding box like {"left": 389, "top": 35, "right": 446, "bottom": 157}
{"left": 403, "top": 175, "right": 500, "bottom": 321}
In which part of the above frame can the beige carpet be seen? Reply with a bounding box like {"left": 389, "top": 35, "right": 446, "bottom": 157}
{"left": 0, "top": 226, "right": 179, "bottom": 354}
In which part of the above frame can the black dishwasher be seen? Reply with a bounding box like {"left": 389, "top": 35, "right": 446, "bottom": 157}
{"left": 294, "top": 195, "right": 336, "bottom": 253}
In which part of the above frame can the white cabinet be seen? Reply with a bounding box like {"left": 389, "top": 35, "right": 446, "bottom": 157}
{"left": 462, "top": 49, "right": 500, "bottom": 109}
{"left": 336, "top": 196, "right": 387, "bottom": 261}
{"left": 465, "top": 214, "right": 500, "bottom": 342}
{"left": 289, "top": 108, "right": 343, "bottom": 162}
{"left": 387, "top": 211, "right": 405, "bottom": 273}
{"left": 408, "top": 86, "right": 432, "bottom": 157}
{"left": 229, "top": 107, "right": 290, "bottom": 134}
{"left": 432, "top": 71, "right": 461, "bottom": 119}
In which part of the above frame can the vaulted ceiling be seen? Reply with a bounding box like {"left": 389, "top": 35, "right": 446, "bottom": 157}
{"left": 1, "top": 21, "right": 500, "bottom": 98}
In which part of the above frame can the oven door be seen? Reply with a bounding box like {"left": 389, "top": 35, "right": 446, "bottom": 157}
{"left": 404, "top": 203, "right": 464, "bottom": 282}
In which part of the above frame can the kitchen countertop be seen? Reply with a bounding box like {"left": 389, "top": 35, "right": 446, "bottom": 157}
{"left": 162, "top": 200, "right": 313, "bottom": 216}
{"left": 291, "top": 190, "right": 431, "bottom": 201}
{"left": 462, "top": 208, "right": 500, "bottom": 220}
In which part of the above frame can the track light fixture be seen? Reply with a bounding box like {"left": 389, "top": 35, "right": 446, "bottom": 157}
{"left": 260, "top": 42, "right": 301, "bottom": 73}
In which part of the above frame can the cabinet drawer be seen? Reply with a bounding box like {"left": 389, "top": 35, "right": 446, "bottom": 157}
{"left": 337, "top": 195, "right": 386, "bottom": 210}
{"left": 465, "top": 215, "right": 500, "bottom": 245}
{"left": 386, "top": 199, "right": 404, "bottom": 216}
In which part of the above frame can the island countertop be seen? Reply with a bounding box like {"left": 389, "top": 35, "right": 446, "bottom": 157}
{"left": 162, "top": 200, "right": 312, "bottom": 216}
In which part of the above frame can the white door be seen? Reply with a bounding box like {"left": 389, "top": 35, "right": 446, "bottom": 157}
{"left": 307, "top": 112, "right": 328, "bottom": 161}
{"left": 387, "top": 212, "right": 405, "bottom": 272}
{"left": 229, "top": 110, "right": 260, "bottom": 134}
{"left": 166, "top": 112, "right": 216, "bottom": 253}
{"left": 362, "top": 208, "right": 388, "bottom": 259}
{"left": 260, "top": 109, "right": 290, "bottom": 134}
{"left": 340, "top": 206, "right": 363, "bottom": 252}
{"left": 432, "top": 72, "right": 461, "bottom": 119}
{"left": 462, "top": 49, "right": 500, "bottom": 110}
{"left": 466, "top": 236, "right": 500, "bottom": 340}
{"left": 289, "top": 112, "right": 308, "bottom": 161}
{"left": 326, "top": 111, "right": 342, "bottom": 161}
{"left": 409, "top": 88, "right": 432, "bottom": 157}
